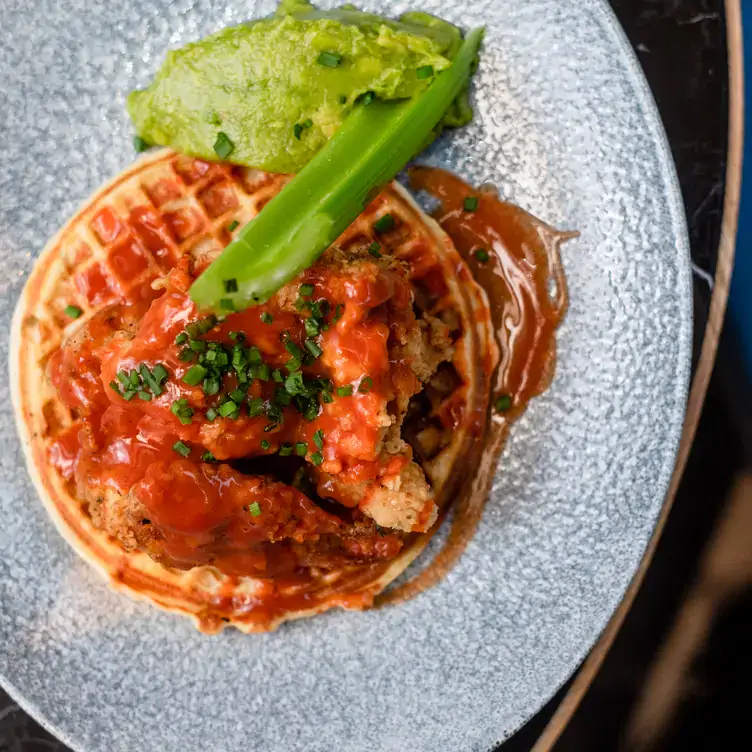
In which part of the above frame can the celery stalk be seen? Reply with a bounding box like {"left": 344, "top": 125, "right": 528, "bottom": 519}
{"left": 190, "top": 27, "right": 484, "bottom": 313}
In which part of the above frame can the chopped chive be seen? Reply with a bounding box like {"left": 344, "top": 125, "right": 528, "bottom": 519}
{"left": 133, "top": 135, "right": 150, "bottom": 153}
{"left": 251, "top": 363, "right": 270, "bottom": 381}
{"left": 304, "top": 318, "right": 320, "bottom": 337}
{"left": 416, "top": 65, "right": 435, "bottom": 80}
{"left": 227, "top": 220, "right": 239, "bottom": 232}
{"left": 356, "top": 90, "right": 375, "bottom": 106}
{"left": 373, "top": 213, "right": 395, "bottom": 233}
{"left": 170, "top": 399, "right": 189, "bottom": 415}
{"left": 116, "top": 370, "right": 130, "bottom": 386}
{"left": 229, "top": 331, "right": 245, "bottom": 342}
{"left": 230, "top": 388, "right": 246, "bottom": 403}
{"left": 272, "top": 368, "right": 283, "bottom": 383}
{"left": 313, "top": 429, "right": 324, "bottom": 450}
{"left": 463, "top": 196, "right": 479, "bottom": 212}
{"left": 304, "top": 339, "right": 323, "bottom": 358}
{"left": 475, "top": 249, "right": 490, "bottom": 263}
{"left": 220, "top": 298, "right": 235, "bottom": 311}
{"left": 284, "top": 370, "right": 306, "bottom": 395}
{"left": 175, "top": 332, "right": 188, "bottom": 345}
{"left": 322, "top": 391, "right": 334, "bottom": 404}
{"left": 286, "top": 357, "right": 301, "bottom": 373}
{"left": 336, "top": 385, "right": 353, "bottom": 397}
{"left": 182, "top": 364, "right": 208, "bottom": 386}
{"left": 204, "top": 350, "right": 217, "bottom": 363}
{"left": 218, "top": 400, "right": 239, "bottom": 418}
{"left": 248, "top": 501, "right": 262, "bottom": 517}
{"left": 311, "top": 299, "right": 330, "bottom": 318}
{"left": 317, "top": 51, "right": 342, "bottom": 68}
{"left": 332, "top": 303, "right": 344, "bottom": 322}
{"left": 198, "top": 315, "right": 218, "bottom": 334}
{"left": 203, "top": 378, "right": 220, "bottom": 395}
{"left": 109, "top": 380, "right": 122, "bottom": 396}
{"left": 152, "top": 364, "right": 169, "bottom": 384}
{"left": 129, "top": 370, "right": 140, "bottom": 387}
{"left": 139, "top": 365, "right": 163, "bottom": 395}
{"left": 299, "top": 283, "right": 315, "bottom": 297}
{"left": 303, "top": 401, "right": 319, "bottom": 422}
{"left": 274, "top": 389, "right": 292, "bottom": 407}
{"left": 213, "top": 131, "right": 234, "bottom": 160}
{"left": 189, "top": 339, "right": 207, "bottom": 352}
{"left": 285, "top": 340, "right": 303, "bottom": 359}
{"left": 279, "top": 443, "right": 293, "bottom": 456}
{"left": 178, "top": 348, "right": 196, "bottom": 362}
{"left": 64, "top": 305, "right": 82, "bottom": 319}
{"left": 295, "top": 442, "right": 307, "bottom": 457}
{"left": 261, "top": 312, "right": 273, "bottom": 324}
{"left": 260, "top": 439, "right": 270, "bottom": 450}
{"left": 247, "top": 346, "right": 263, "bottom": 365}
{"left": 495, "top": 394, "right": 512, "bottom": 412}
{"left": 358, "top": 376, "right": 373, "bottom": 393}
{"left": 185, "top": 322, "right": 202, "bottom": 338}
{"left": 248, "top": 397, "right": 264, "bottom": 417}
{"left": 223, "top": 278, "right": 238, "bottom": 293}
{"left": 201, "top": 451, "right": 216, "bottom": 462}
{"left": 368, "top": 242, "right": 382, "bottom": 258}
{"left": 123, "top": 390, "right": 136, "bottom": 401}
{"left": 310, "top": 452, "right": 324, "bottom": 466}
{"left": 205, "top": 407, "right": 219, "bottom": 421}
{"left": 173, "top": 441, "right": 191, "bottom": 457}
{"left": 293, "top": 118, "right": 313, "bottom": 141}
{"left": 137, "top": 390, "right": 152, "bottom": 401}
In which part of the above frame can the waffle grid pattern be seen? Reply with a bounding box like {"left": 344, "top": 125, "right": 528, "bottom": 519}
{"left": 15, "top": 148, "right": 491, "bottom": 631}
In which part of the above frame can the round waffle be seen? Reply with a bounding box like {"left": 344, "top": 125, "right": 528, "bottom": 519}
{"left": 12, "top": 148, "right": 498, "bottom": 632}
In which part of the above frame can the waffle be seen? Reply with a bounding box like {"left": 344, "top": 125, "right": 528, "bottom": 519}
{"left": 12, "top": 148, "right": 498, "bottom": 632}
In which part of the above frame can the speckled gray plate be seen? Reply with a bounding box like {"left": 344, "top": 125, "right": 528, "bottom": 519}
{"left": 0, "top": 1, "right": 690, "bottom": 750}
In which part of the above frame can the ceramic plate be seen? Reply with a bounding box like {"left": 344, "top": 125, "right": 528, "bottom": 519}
{"left": 0, "top": 1, "right": 690, "bottom": 750}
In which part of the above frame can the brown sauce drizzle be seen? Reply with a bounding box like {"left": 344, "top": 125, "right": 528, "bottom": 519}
{"left": 380, "top": 166, "right": 578, "bottom": 605}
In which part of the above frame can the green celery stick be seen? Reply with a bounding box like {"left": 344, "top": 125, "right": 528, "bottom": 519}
{"left": 190, "top": 27, "right": 484, "bottom": 313}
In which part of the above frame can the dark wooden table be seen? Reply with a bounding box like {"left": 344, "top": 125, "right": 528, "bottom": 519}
{"left": 0, "top": 1, "right": 730, "bottom": 750}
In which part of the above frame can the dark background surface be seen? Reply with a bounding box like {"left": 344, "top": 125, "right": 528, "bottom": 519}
{"left": 0, "top": 1, "right": 735, "bottom": 750}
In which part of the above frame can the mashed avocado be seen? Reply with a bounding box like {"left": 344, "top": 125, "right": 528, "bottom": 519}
{"left": 127, "top": 0, "right": 473, "bottom": 173}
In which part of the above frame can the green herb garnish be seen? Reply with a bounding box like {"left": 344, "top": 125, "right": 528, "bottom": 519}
{"left": 173, "top": 441, "right": 191, "bottom": 457}
{"left": 133, "top": 135, "right": 151, "bottom": 153}
{"left": 182, "top": 365, "right": 208, "bottom": 386}
{"left": 213, "top": 131, "right": 234, "bottom": 159}
{"left": 64, "top": 305, "right": 82, "bottom": 319}
{"left": 495, "top": 394, "right": 512, "bottom": 412}
{"left": 373, "top": 213, "right": 395, "bottom": 233}
{"left": 317, "top": 51, "right": 342, "bottom": 68}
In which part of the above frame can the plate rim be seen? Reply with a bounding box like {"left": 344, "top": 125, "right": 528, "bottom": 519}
{"left": 0, "top": 0, "right": 695, "bottom": 749}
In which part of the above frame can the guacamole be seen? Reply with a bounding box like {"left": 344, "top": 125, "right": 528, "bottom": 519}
{"left": 127, "top": 0, "right": 473, "bottom": 173}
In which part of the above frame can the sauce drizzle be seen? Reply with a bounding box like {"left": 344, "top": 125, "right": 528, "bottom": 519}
{"left": 381, "top": 167, "right": 577, "bottom": 605}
